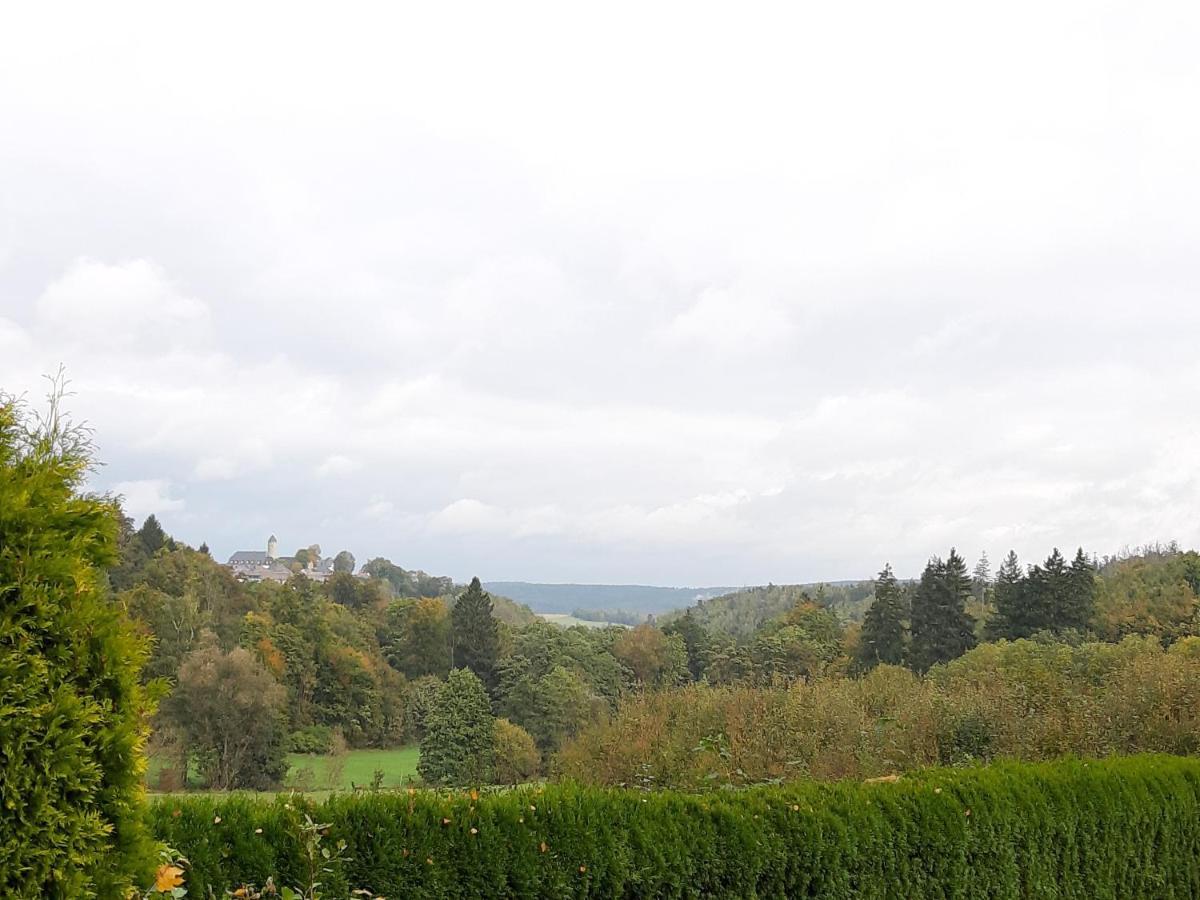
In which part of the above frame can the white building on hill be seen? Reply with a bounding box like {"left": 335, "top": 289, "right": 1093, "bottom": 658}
{"left": 226, "top": 534, "right": 335, "bottom": 583}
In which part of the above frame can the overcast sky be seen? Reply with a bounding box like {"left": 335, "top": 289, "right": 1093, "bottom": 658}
{"left": 2, "top": 2, "right": 1198, "bottom": 585}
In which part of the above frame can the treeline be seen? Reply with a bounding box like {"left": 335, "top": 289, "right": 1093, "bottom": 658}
{"left": 559, "top": 635, "right": 1200, "bottom": 787}
{"left": 113, "top": 509, "right": 1200, "bottom": 791}
{"left": 110, "top": 518, "right": 684, "bottom": 789}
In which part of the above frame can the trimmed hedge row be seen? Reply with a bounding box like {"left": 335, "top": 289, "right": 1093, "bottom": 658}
{"left": 150, "top": 755, "right": 1200, "bottom": 898}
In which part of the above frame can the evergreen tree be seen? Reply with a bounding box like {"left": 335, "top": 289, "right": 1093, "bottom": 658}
{"left": 856, "top": 563, "right": 907, "bottom": 669}
{"left": 417, "top": 668, "right": 495, "bottom": 786}
{"left": 1, "top": 390, "right": 156, "bottom": 896}
{"left": 138, "top": 513, "right": 168, "bottom": 554}
{"left": 451, "top": 576, "right": 500, "bottom": 692}
{"left": 909, "top": 549, "right": 977, "bottom": 672}
{"left": 985, "top": 550, "right": 1025, "bottom": 640}
{"left": 1065, "top": 547, "right": 1097, "bottom": 632}
{"left": 971, "top": 551, "right": 992, "bottom": 604}
{"left": 1021, "top": 549, "right": 1070, "bottom": 636}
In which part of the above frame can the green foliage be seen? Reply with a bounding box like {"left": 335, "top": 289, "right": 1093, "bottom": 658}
{"left": 417, "top": 668, "right": 495, "bottom": 786}
{"left": 751, "top": 601, "right": 844, "bottom": 680}
{"left": 493, "top": 718, "right": 541, "bottom": 784}
{"left": 1094, "top": 548, "right": 1200, "bottom": 642}
{"left": 150, "top": 755, "right": 1200, "bottom": 898}
{"left": 380, "top": 598, "right": 452, "bottom": 679}
{"left": 450, "top": 577, "right": 500, "bottom": 692}
{"left": 361, "top": 557, "right": 454, "bottom": 598}
{"left": 909, "top": 550, "right": 977, "bottom": 672}
{"left": 0, "top": 391, "right": 156, "bottom": 898}
{"left": 166, "top": 634, "right": 289, "bottom": 790}
{"left": 560, "top": 635, "right": 1200, "bottom": 788}
{"left": 857, "top": 564, "right": 907, "bottom": 670}
{"left": 611, "top": 623, "right": 688, "bottom": 687}
{"left": 662, "top": 581, "right": 874, "bottom": 640}
{"left": 290, "top": 725, "right": 335, "bottom": 755}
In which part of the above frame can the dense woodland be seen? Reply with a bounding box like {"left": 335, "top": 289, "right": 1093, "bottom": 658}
{"left": 110, "top": 510, "right": 1200, "bottom": 791}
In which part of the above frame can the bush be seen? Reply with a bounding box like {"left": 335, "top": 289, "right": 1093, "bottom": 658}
{"left": 559, "top": 637, "right": 1200, "bottom": 788}
{"left": 291, "top": 725, "right": 335, "bottom": 754}
{"left": 149, "top": 755, "right": 1200, "bottom": 898}
{"left": 493, "top": 718, "right": 540, "bottom": 785}
{"left": 0, "top": 392, "right": 156, "bottom": 897}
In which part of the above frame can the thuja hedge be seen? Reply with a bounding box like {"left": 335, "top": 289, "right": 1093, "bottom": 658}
{"left": 150, "top": 754, "right": 1200, "bottom": 899}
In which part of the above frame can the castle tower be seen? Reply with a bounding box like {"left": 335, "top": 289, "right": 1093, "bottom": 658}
{"left": 267, "top": 534, "right": 278, "bottom": 559}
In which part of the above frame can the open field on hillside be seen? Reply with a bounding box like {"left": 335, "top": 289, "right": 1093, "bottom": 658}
{"left": 285, "top": 747, "right": 421, "bottom": 791}
{"left": 539, "top": 612, "right": 630, "bottom": 628}
{"left": 147, "top": 747, "right": 421, "bottom": 794}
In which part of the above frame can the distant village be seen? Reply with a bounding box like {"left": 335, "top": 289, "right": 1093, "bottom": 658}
{"left": 225, "top": 534, "right": 360, "bottom": 584}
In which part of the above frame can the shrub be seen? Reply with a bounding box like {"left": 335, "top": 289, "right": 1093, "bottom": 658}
{"left": 0, "top": 391, "right": 156, "bottom": 897}
{"left": 418, "top": 668, "right": 494, "bottom": 786}
{"left": 290, "top": 724, "right": 335, "bottom": 755}
{"left": 559, "top": 637, "right": 1200, "bottom": 787}
{"left": 149, "top": 755, "right": 1200, "bottom": 898}
{"left": 493, "top": 718, "right": 540, "bottom": 785}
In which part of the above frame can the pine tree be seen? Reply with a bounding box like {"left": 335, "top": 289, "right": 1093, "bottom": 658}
{"left": 417, "top": 668, "right": 495, "bottom": 786}
{"left": 1065, "top": 547, "right": 1097, "bottom": 632}
{"left": 972, "top": 551, "right": 992, "bottom": 604}
{"left": 857, "top": 563, "right": 907, "bottom": 669}
{"left": 137, "top": 513, "right": 167, "bottom": 553}
{"left": 985, "top": 550, "right": 1025, "bottom": 640}
{"left": 909, "top": 549, "right": 977, "bottom": 672}
{"left": 451, "top": 576, "right": 500, "bottom": 692}
{"left": 1022, "top": 548, "right": 1069, "bottom": 636}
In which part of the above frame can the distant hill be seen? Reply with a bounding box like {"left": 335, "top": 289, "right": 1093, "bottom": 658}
{"left": 659, "top": 581, "right": 876, "bottom": 640}
{"left": 482, "top": 582, "right": 739, "bottom": 616}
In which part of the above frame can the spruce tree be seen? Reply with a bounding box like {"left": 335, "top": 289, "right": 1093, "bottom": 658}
{"left": 1065, "top": 547, "right": 1097, "bottom": 632}
{"left": 137, "top": 513, "right": 167, "bottom": 553}
{"left": 909, "top": 549, "right": 977, "bottom": 672}
{"left": 1021, "top": 548, "right": 1070, "bottom": 636}
{"left": 451, "top": 576, "right": 500, "bottom": 692}
{"left": 972, "top": 551, "right": 992, "bottom": 604}
{"left": 985, "top": 550, "right": 1025, "bottom": 640}
{"left": 417, "top": 668, "right": 495, "bottom": 786}
{"left": 857, "top": 563, "right": 907, "bottom": 669}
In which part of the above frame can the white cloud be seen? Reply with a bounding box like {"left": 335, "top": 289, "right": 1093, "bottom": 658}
{"left": 315, "top": 455, "right": 361, "bottom": 478}
{"left": 35, "top": 259, "right": 209, "bottom": 348}
{"left": 661, "top": 287, "right": 796, "bottom": 352}
{"left": 110, "top": 479, "right": 184, "bottom": 521}
{"left": 2, "top": 4, "right": 1200, "bottom": 581}
{"left": 362, "top": 496, "right": 395, "bottom": 520}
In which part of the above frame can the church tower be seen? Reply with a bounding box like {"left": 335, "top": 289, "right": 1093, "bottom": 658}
{"left": 267, "top": 534, "right": 278, "bottom": 559}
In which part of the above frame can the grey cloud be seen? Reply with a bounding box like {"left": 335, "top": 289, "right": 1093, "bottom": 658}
{"left": 2, "top": 2, "right": 1199, "bottom": 583}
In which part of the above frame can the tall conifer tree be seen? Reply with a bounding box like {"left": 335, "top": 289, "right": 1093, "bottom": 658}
{"left": 909, "top": 548, "right": 977, "bottom": 672}
{"left": 451, "top": 576, "right": 500, "bottom": 692}
{"left": 1065, "top": 547, "right": 1097, "bottom": 632}
{"left": 857, "top": 563, "right": 907, "bottom": 669}
{"left": 985, "top": 550, "right": 1025, "bottom": 640}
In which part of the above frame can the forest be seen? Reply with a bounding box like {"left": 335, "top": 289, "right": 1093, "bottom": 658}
{"left": 109, "top": 507, "right": 1200, "bottom": 794}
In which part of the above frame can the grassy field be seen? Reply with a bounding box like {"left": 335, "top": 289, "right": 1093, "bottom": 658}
{"left": 147, "top": 746, "right": 421, "bottom": 794}
{"left": 540, "top": 612, "right": 631, "bottom": 628}
{"left": 286, "top": 747, "right": 420, "bottom": 791}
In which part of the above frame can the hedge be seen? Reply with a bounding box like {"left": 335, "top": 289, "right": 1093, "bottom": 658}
{"left": 149, "top": 754, "right": 1200, "bottom": 898}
